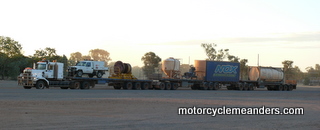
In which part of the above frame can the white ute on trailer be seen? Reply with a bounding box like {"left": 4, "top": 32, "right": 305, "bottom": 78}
{"left": 68, "top": 60, "right": 108, "bottom": 78}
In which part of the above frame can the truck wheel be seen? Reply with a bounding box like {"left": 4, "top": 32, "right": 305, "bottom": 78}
{"left": 288, "top": 85, "right": 293, "bottom": 91}
{"left": 238, "top": 83, "right": 243, "bottom": 91}
{"left": 278, "top": 85, "right": 283, "bottom": 91}
{"left": 202, "top": 82, "right": 209, "bottom": 90}
{"left": 208, "top": 82, "right": 213, "bottom": 90}
{"left": 243, "top": 84, "right": 249, "bottom": 90}
{"left": 171, "top": 83, "right": 178, "bottom": 90}
{"left": 283, "top": 85, "right": 288, "bottom": 91}
{"left": 165, "top": 82, "right": 171, "bottom": 90}
{"left": 35, "top": 81, "right": 46, "bottom": 89}
{"left": 96, "top": 71, "right": 103, "bottom": 78}
{"left": 23, "top": 86, "right": 32, "bottom": 89}
{"left": 248, "top": 84, "right": 254, "bottom": 91}
{"left": 134, "top": 82, "right": 141, "bottom": 90}
{"left": 76, "top": 70, "right": 83, "bottom": 77}
{"left": 213, "top": 82, "right": 219, "bottom": 90}
{"left": 158, "top": 82, "right": 165, "bottom": 90}
{"left": 124, "top": 82, "right": 133, "bottom": 90}
{"left": 71, "top": 81, "right": 81, "bottom": 89}
{"left": 81, "top": 81, "right": 90, "bottom": 89}
{"left": 114, "top": 85, "right": 121, "bottom": 89}
{"left": 141, "top": 83, "right": 149, "bottom": 90}
{"left": 191, "top": 84, "right": 199, "bottom": 90}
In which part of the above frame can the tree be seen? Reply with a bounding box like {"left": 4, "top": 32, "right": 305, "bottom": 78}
{"left": 0, "top": 36, "right": 22, "bottom": 57}
{"left": 282, "top": 60, "right": 294, "bottom": 79}
{"left": 141, "top": 52, "right": 161, "bottom": 79}
{"left": 33, "top": 47, "right": 59, "bottom": 61}
{"left": 88, "top": 49, "right": 111, "bottom": 65}
{"left": 201, "top": 43, "right": 230, "bottom": 61}
{"left": 0, "top": 36, "right": 24, "bottom": 79}
{"left": 69, "top": 52, "right": 83, "bottom": 66}
{"left": 239, "top": 59, "right": 248, "bottom": 80}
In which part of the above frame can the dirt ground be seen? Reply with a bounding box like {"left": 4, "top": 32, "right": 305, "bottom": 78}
{"left": 0, "top": 80, "right": 319, "bottom": 130}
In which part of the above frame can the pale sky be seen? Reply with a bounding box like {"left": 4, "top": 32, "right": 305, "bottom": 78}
{"left": 1, "top": 0, "right": 319, "bottom": 72}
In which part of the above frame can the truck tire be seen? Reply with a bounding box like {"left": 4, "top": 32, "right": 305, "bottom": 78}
{"left": 278, "top": 85, "right": 283, "bottom": 91}
{"left": 134, "top": 82, "right": 141, "bottom": 90}
{"left": 202, "top": 82, "right": 209, "bottom": 90}
{"left": 81, "top": 81, "right": 90, "bottom": 89}
{"left": 208, "top": 82, "right": 213, "bottom": 90}
{"left": 165, "top": 82, "right": 171, "bottom": 90}
{"left": 171, "top": 83, "right": 178, "bottom": 90}
{"left": 158, "top": 82, "right": 165, "bottom": 90}
{"left": 283, "top": 85, "right": 288, "bottom": 91}
{"left": 238, "top": 83, "right": 244, "bottom": 91}
{"left": 96, "top": 71, "right": 103, "bottom": 78}
{"left": 141, "top": 83, "right": 149, "bottom": 90}
{"left": 248, "top": 84, "right": 254, "bottom": 91}
{"left": 114, "top": 85, "right": 121, "bottom": 89}
{"left": 76, "top": 70, "right": 83, "bottom": 77}
{"left": 23, "top": 86, "right": 32, "bottom": 89}
{"left": 124, "top": 82, "right": 133, "bottom": 90}
{"left": 35, "top": 80, "right": 46, "bottom": 89}
{"left": 70, "top": 81, "right": 81, "bottom": 89}
{"left": 243, "top": 83, "right": 249, "bottom": 90}
{"left": 213, "top": 82, "right": 219, "bottom": 90}
{"left": 288, "top": 85, "right": 293, "bottom": 91}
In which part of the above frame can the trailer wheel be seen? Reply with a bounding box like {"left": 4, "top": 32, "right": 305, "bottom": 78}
{"left": 248, "top": 84, "right": 254, "bottom": 91}
{"left": 207, "top": 82, "right": 213, "bottom": 90}
{"left": 141, "top": 83, "right": 149, "bottom": 90}
{"left": 278, "top": 85, "right": 283, "bottom": 91}
{"left": 35, "top": 80, "right": 46, "bottom": 89}
{"left": 165, "top": 82, "right": 171, "bottom": 90}
{"left": 124, "top": 82, "right": 133, "bottom": 90}
{"left": 238, "top": 83, "right": 243, "bottom": 91}
{"left": 158, "top": 82, "right": 165, "bottom": 90}
{"left": 96, "top": 71, "right": 103, "bottom": 78}
{"left": 114, "top": 85, "right": 121, "bottom": 89}
{"left": 23, "top": 86, "right": 32, "bottom": 89}
{"left": 213, "top": 82, "right": 219, "bottom": 90}
{"left": 171, "top": 83, "right": 178, "bottom": 90}
{"left": 191, "top": 85, "right": 197, "bottom": 90}
{"left": 283, "top": 85, "right": 288, "bottom": 91}
{"left": 71, "top": 81, "right": 81, "bottom": 89}
{"left": 134, "top": 82, "right": 141, "bottom": 90}
{"left": 243, "top": 83, "right": 249, "bottom": 90}
{"left": 81, "top": 81, "right": 90, "bottom": 89}
{"left": 202, "top": 82, "right": 208, "bottom": 90}
{"left": 288, "top": 85, "right": 293, "bottom": 91}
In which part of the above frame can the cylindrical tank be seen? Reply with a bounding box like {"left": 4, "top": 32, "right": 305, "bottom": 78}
{"left": 194, "top": 60, "right": 206, "bottom": 80}
{"left": 114, "top": 61, "right": 132, "bottom": 74}
{"left": 162, "top": 57, "right": 180, "bottom": 77}
{"left": 249, "top": 67, "right": 284, "bottom": 82}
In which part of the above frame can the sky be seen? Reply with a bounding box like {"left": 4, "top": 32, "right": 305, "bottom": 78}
{"left": 1, "top": 0, "right": 319, "bottom": 72}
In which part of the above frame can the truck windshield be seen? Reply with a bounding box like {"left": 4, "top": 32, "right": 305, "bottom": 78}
{"left": 76, "top": 62, "right": 87, "bottom": 66}
{"left": 37, "top": 64, "right": 46, "bottom": 70}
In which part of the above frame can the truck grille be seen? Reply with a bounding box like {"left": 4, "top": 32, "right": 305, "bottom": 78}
{"left": 17, "top": 73, "right": 34, "bottom": 86}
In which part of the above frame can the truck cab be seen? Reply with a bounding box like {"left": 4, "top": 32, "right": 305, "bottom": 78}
{"left": 18, "top": 60, "right": 64, "bottom": 89}
{"left": 68, "top": 60, "right": 109, "bottom": 78}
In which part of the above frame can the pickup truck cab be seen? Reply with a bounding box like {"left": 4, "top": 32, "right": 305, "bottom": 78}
{"left": 68, "top": 60, "right": 109, "bottom": 78}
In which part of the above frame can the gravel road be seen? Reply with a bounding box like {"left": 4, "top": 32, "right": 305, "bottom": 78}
{"left": 0, "top": 80, "right": 319, "bottom": 130}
